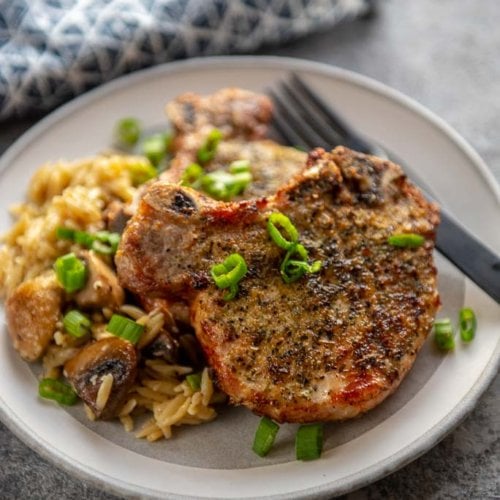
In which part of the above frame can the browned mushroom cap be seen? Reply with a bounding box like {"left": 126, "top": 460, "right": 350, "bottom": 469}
{"left": 74, "top": 250, "right": 124, "bottom": 310}
{"left": 6, "top": 271, "right": 63, "bottom": 362}
{"left": 64, "top": 337, "right": 137, "bottom": 419}
{"left": 103, "top": 200, "right": 133, "bottom": 234}
{"left": 142, "top": 332, "right": 179, "bottom": 364}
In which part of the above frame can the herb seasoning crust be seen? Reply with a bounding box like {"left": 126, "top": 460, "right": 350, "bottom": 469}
{"left": 117, "top": 146, "right": 440, "bottom": 423}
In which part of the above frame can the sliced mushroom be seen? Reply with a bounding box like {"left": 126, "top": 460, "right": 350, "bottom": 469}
{"left": 74, "top": 250, "right": 124, "bottom": 310}
{"left": 103, "top": 200, "right": 133, "bottom": 234}
{"left": 64, "top": 337, "right": 137, "bottom": 419}
{"left": 142, "top": 331, "right": 179, "bottom": 364}
{"left": 6, "top": 271, "right": 63, "bottom": 362}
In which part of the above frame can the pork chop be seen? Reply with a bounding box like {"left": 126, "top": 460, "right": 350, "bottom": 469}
{"left": 117, "top": 147, "right": 440, "bottom": 422}
{"left": 163, "top": 88, "right": 306, "bottom": 200}
{"left": 166, "top": 87, "right": 273, "bottom": 150}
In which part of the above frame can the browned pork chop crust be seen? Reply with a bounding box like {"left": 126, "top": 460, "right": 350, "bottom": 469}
{"left": 166, "top": 88, "right": 273, "bottom": 148}
{"left": 117, "top": 147, "right": 440, "bottom": 423}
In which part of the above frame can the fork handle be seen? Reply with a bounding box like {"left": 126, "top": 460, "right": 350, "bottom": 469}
{"left": 437, "top": 210, "right": 500, "bottom": 303}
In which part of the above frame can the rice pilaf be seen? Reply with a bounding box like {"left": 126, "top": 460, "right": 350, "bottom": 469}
{"left": 0, "top": 154, "right": 222, "bottom": 440}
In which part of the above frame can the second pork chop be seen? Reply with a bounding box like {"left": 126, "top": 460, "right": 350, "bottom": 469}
{"left": 117, "top": 147, "right": 440, "bottom": 423}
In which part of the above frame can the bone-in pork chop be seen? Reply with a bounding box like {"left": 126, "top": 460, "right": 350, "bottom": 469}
{"left": 166, "top": 87, "right": 273, "bottom": 148}
{"left": 163, "top": 88, "right": 306, "bottom": 199}
{"left": 117, "top": 147, "right": 440, "bottom": 423}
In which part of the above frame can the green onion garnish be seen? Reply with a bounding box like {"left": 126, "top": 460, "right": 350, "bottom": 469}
{"left": 92, "top": 231, "right": 121, "bottom": 255}
{"left": 181, "top": 158, "right": 252, "bottom": 200}
{"left": 55, "top": 227, "right": 76, "bottom": 240}
{"left": 127, "top": 161, "right": 158, "bottom": 186}
{"left": 434, "top": 318, "right": 455, "bottom": 350}
{"left": 201, "top": 169, "right": 252, "bottom": 201}
{"left": 142, "top": 132, "right": 171, "bottom": 166}
{"left": 280, "top": 243, "right": 320, "bottom": 284}
{"left": 63, "top": 310, "right": 91, "bottom": 338}
{"left": 54, "top": 253, "right": 87, "bottom": 293}
{"left": 181, "top": 163, "right": 204, "bottom": 187}
{"left": 295, "top": 424, "right": 324, "bottom": 461}
{"left": 197, "top": 128, "right": 223, "bottom": 164}
{"left": 210, "top": 253, "right": 248, "bottom": 301}
{"left": 387, "top": 233, "right": 425, "bottom": 248}
{"left": 267, "top": 212, "right": 299, "bottom": 250}
{"left": 74, "top": 230, "right": 95, "bottom": 248}
{"left": 186, "top": 373, "right": 202, "bottom": 391}
{"left": 107, "top": 314, "right": 145, "bottom": 344}
{"left": 266, "top": 212, "right": 322, "bottom": 283}
{"left": 459, "top": 307, "right": 477, "bottom": 342}
{"left": 252, "top": 417, "right": 280, "bottom": 457}
{"left": 38, "top": 378, "right": 78, "bottom": 406}
{"left": 281, "top": 258, "right": 322, "bottom": 284}
{"left": 115, "top": 117, "right": 141, "bottom": 147}
{"left": 56, "top": 227, "right": 121, "bottom": 255}
{"left": 229, "top": 159, "right": 251, "bottom": 174}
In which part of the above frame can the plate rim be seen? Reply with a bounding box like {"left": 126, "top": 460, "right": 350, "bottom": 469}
{"left": 0, "top": 55, "right": 498, "bottom": 499}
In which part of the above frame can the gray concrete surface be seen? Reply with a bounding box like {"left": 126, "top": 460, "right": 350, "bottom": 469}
{"left": 0, "top": 0, "right": 499, "bottom": 498}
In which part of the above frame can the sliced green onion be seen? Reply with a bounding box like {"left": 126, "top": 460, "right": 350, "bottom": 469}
{"left": 54, "top": 253, "right": 87, "bottom": 293}
{"left": 186, "top": 373, "right": 202, "bottom": 391}
{"left": 281, "top": 259, "right": 309, "bottom": 284}
{"left": 55, "top": 227, "right": 76, "bottom": 240}
{"left": 459, "top": 307, "right": 477, "bottom": 342}
{"left": 387, "top": 233, "right": 425, "bottom": 248}
{"left": 63, "top": 310, "right": 91, "bottom": 338}
{"left": 267, "top": 213, "right": 322, "bottom": 283}
{"left": 181, "top": 158, "right": 252, "bottom": 200}
{"left": 107, "top": 314, "right": 144, "bottom": 344}
{"left": 310, "top": 260, "right": 322, "bottom": 273}
{"left": 115, "top": 117, "right": 141, "bottom": 147}
{"left": 200, "top": 171, "right": 231, "bottom": 200}
{"left": 142, "top": 133, "right": 171, "bottom": 166}
{"left": 201, "top": 169, "right": 252, "bottom": 201}
{"left": 197, "top": 128, "right": 223, "bottom": 164}
{"left": 181, "top": 163, "right": 204, "bottom": 187}
{"left": 296, "top": 424, "right": 323, "bottom": 461}
{"left": 228, "top": 171, "right": 252, "bottom": 196}
{"left": 56, "top": 227, "right": 120, "bottom": 255}
{"left": 127, "top": 161, "right": 157, "bottom": 186}
{"left": 39, "top": 378, "right": 78, "bottom": 406}
{"left": 92, "top": 231, "right": 121, "bottom": 255}
{"left": 280, "top": 244, "right": 322, "bottom": 284}
{"left": 223, "top": 283, "right": 239, "bottom": 301}
{"left": 434, "top": 318, "right": 455, "bottom": 350}
{"left": 252, "top": 417, "right": 280, "bottom": 457}
{"left": 267, "top": 213, "right": 299, "bottom": 250}
{"left": 229, "top": 159, "right": 251, "bottom": 174}
{"left": 210, "top": 253, "right": 248, "bottom": 301}
{"left": 280, "top": 243, "right": 308, "bottom": 284}
{"left": 74, "top": 230, "right": 95, "bottom": 248}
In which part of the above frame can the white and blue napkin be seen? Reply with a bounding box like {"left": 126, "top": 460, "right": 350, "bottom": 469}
{"left": 0, "top": 0, "right": 373, "bottom": 120}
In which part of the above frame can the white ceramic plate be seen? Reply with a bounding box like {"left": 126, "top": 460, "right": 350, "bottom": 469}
{"left": 0, "top": 56, "right": 499, "bottom": 499}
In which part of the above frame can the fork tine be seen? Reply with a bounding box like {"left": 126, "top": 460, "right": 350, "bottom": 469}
{"left": 290, "top": 74, "right": 374, "bottom": 154}
{"left": 279, "top": 80, "right": 346, "bottom": 147}
{"left": 269, "top": 89, "right": 330, "bottom": 150}
{"left": 269, "top": 103, "right": 309, "bottom": 151}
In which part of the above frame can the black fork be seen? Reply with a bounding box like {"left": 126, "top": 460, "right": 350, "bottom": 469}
{"left": 268, "top": 74, "right": 500, "bottom": 304}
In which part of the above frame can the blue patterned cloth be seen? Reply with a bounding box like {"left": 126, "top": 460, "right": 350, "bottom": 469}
{"left": 0, "top": 0, "right": 372, "bottom": 120}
